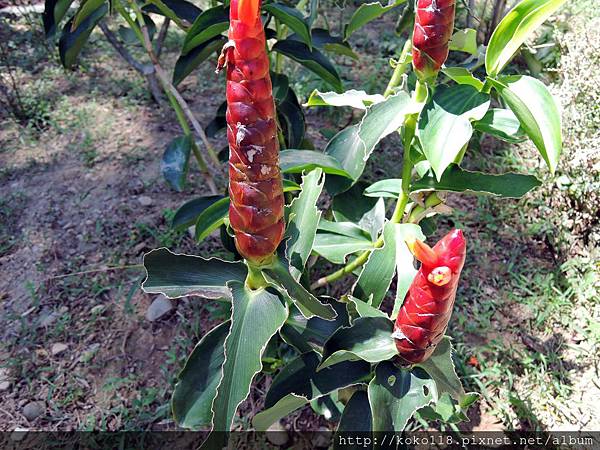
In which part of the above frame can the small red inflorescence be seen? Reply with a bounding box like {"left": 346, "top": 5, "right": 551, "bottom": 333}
{"left": 220, "top": 0, "right": 285, "bottom": 264}
{"left": 393, "top": 229, "right": 466, "bottom": 364}
{"left": 412, "top": 0, "right": 456, "bottom": 81}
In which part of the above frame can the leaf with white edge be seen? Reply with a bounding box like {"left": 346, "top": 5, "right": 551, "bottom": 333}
{"left": 264, "top": 257, "right": 336, "bottom": 320}
{"left": 253, "top": 352, "right": 371, "bottom": 430}
{"left": 263, "top": 3, "right": 311, "bottom": 48}
{"left": 392, "top": 225, "right": 423, "bottom": 319}
{"left": 207, "top": 281, "right": 287, "bottom": 437}
{"left": 442, "top": 67, "right": 484, "bottom": 91}
{"left": 355, "top": 223, "right": 422, "bottom": 309}
{"left": 280, "top": 301, "right": 350, "bottom": 354}
{"left": 161, "top": 135, "right": 192, "bottom": 192}
{"left": 418, "top": 84, "right": 490, "bottom": 180}
{"left": 181, "top": 6, "right": 229, "bottom": 55}
{"left": 344, "top": 0, "right": 406, "bottom": 40}
{"left": 142, "top": 0, "right": 202, "bottom": 25}
{"left": 412, "top": 164, "right": 541, "bottom": 198}
{"left": 172, "top": 321, "right": 230, "bottom": 429}
{"left": 280, "top": 150, "right": 352, "bottom": 178}
{"left": 416, "top": 338, "right": 466, "bottom": 402}
{"left": 325, "top": 91, "right": 416, "bottom": 194}
{"left": 142, "top": 248, "right": 247, "bottom": 299}
{"left": 358, "top": 198, "right": 385, "bottom": 242}
{"left": 363, "top": 178, "right": 402, "bottom": 198}
{"left": 332, "top": 181, "right": 379, "bottom": 223}
{"left": 347, "top": 295, "right": 387, "bottom": 321}
{"left": 319, "top": 317, "right": 397, "bottom": 369}
{"left": 486, "top": 0, "right": 567, "bottom": 77}
{"left": 58, "top": 3, "right": 108, "bottom": 68}
{"left": 448, "top": 29, "right": 478, "bottom": 55}
{"left": 285, "top": 169, "right": 324, "bottom": 279}
{"left": 488, "top": 75, "right": 562, "bottom": 173}
{"left": 313, "top": 232, "right": 374, "bottom": 264}
{"left": 305, "top": 89, "right": 385, "bottom": 109}
{"left": 333, "top": 391, "right": 372, "bottom": 449}
{"left": 318, "top": 219, "right": 371, "bottom": 240}
{"left": 272, "top": 39, "right": 342, "bottom": 92}
{"left": 194, "top": 197, "right": 229, "bottom": 242}
{"left": 473, "top": 108, "right": 527, "bottom": 143}
{"left": 368, "top": 362, "right": 436, "bottom": 432}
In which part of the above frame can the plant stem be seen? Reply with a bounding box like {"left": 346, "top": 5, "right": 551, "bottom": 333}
{"left": 311, "top": 79, "right": 428, "bottom": 290}
{"left": 384, "top": 39, "right": 412, "bottom": 98}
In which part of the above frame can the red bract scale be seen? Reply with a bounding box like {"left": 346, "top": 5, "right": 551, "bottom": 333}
{"left": 218, "top": 0, "right": 285, "bottom": 264}
{"left": 393, "top": 229, "right": 466, "bottom": 364}
{"left": 412, "top": 0, "right": 456, "bottom": 81}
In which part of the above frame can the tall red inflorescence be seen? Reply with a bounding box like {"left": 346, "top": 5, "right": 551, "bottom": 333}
{"left": 393, "top": 229, "right": 466, "bottom": 364}
{"left": 220, "top": 0, "right": 285, "bottom": 264}
{"left": 412, "top": 0, "right": 456, "bottom": 81}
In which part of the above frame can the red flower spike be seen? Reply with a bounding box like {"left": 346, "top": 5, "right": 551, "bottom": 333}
{"left": 393, "top": 229, "right": 466, "bottom": 364}
{"left": 412, "top": 0, "right": 456, "bottom": 81}
{"left": 221, "top": 0, "right": 285, "bottom": 264}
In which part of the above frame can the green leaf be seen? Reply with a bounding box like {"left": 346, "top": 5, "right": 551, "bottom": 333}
{"left": 173, "top": 36, "right": 225, "bottom": 85}
{"left": 280, "top": 301, "right": 350, "bottom": 354}
{"left": 181, "top": 6, "right": 229, "bottom": 55}
{"left": 357, "top": 198, "right": 385, "bottom": 242}
{"left": 354, "top": 223, "right": 422, "bottom": 309}
{"left": 488, "top": 75, "right": 562, "bottom": 173}
{"left": 412, "top": 164, "right": 541, "bottom": 198}
{"left": 142, "top": 248, "right": 247, "bottom": 299}
{"left": 368, "top": 362, "right": 436, "bottom": 432}
{"left": 272, "top": 39, "right": 343, "bottom": 92}
{"left": 263, "top": 3, "right": 311, "bottom": 48}
{"left": 253, "top": 352, "right": 371, "bottom": 430}
{"left": 194, "top": 197, "right": 229, "bottom": 243}
{"left": 313, "top": 232, "right": 374, "bottom": 264}
{"left": 58, "top": 2, "right": 108, "bottom": 68}
{"left": 43, "top": 0, "right": 75, "bottom": 37}
{"left": 363, "top": 178, "right": 402, "bottom": 198}
{"left": 318, "top": 219, "right": 371, "bottom": 240}
{"left": 309, "top": 28, "right": 358, "bottom": 60}
{"left": 305, "top": 89, "right": 384, "bottom": 110}
{"left": 325, "top": 91, "right": 415, "bottom": 194}
{"left": 334, "top": 391, "right": 372, "bottom": 449}
{"left": 347, "top": 295, "right": 387, "bottom": 321}
{"left": 161, "top": 135, "right": 192, "bottom": 192}
{"left": 172, "top": 321, "right": 230, "bottom": 429}
{"left": 72, "top": 0, "right": 105, "bottom": 31}
{"left": 344, "top": 0, "right": 406, "bottom": 40}
{"left": 280, "top": 150, "right": 352, "bottom": 178}
{"left": 486, "top": 0, "right": 567, "bottom": 77}
{"left": 391, "top": 225, "right": 423, "bottom": 319}
{"left": 285, "top": 168, "right": 324, "bottom": 279}
{"left": 442, "top": 67, "right": 484, "bottom": 91}
{"left": 319, "top": 317, "right": 397, "bottom": 369}
{"left": 331, "top": 181, "right": 378, "bottom": 223}
{"left": 172, "top": 195, "right": 225, "bottom": 232}
{"left": 264, "top": 257, "right": 336, "bottom": 320}
{"left": 208, "top": 282, "right": 288, "bottom": 434}
{"left": 277, "top": 87, "right": 306, "bottom": 148}
{"left": 448, "top": 29, "right": 478, "bottom": 55}
{"left": 142, "top": 0, "right": 202, "bottom": 25}
{"left": 473, "top": 108, "right": 527, "bottom": 143}
{"left": 417, "top": 84, "right": 490, "bottom": 180}
{"left": 416, "top": 338, "right": 466, "bottom": 402}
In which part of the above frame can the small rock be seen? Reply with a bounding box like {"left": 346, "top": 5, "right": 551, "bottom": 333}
{"left": 38, "top": 311, "right": 59, "bottom": 328}
{"left": 22, "top": 402, "right": 45, "bottom": 421}
{"left": 138, "top": 196, "right": 153, "bottom": 207}
{"left": 10, "top": 428, "right": 28, "bottom": 442}
{"left": 266, "top": 421, "right": 289, "bottom": 446}
{"left": 0, "top": 381, "right": 10, "bottom": 392}
{"left": 90, "top": 305, "right": 105, "bottom": 315}
{"left": 51, "top": 343, "right": 68, "bottom": 356}
{"left": 146, "top": 295, "right": 174, "bottom": 322}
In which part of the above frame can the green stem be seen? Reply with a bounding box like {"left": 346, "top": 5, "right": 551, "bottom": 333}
{"left": 246, "top": 263, "right": 268, "bottom": 290}
{"left": 311, "top": 80, "right": 429, "bottom": 290}
{"left": 274, "top": 18, "right": 286, "bottom": 73}
{"left": 383, "top": 39, "right": 412, "bottom": 98}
